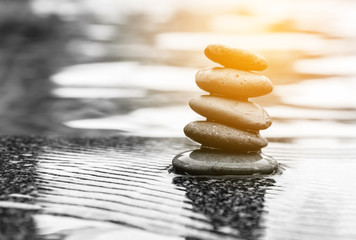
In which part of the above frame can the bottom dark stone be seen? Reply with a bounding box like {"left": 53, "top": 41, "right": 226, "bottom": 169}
{"left": 172, "top": 148, "right": 279, "bottom": 175}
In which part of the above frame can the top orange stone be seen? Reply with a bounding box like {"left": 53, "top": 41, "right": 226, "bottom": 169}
{"left": 204, "top": 44, "right": 269, "bottom": 71}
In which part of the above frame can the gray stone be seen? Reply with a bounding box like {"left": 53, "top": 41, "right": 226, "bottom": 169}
{"left": 172, "top": 148, "right": 278, "bottom": 175}
{"left": 184, "top": 121, "right": 268, "bottom": 152}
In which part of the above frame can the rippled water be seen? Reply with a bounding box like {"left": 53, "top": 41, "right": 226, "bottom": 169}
{"left": 2, "top": 137, "right": 356, "bottom": 239}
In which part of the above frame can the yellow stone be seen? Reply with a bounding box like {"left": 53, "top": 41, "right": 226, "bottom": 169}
{"left": 195, "top": 67, "right": 273, "bottom": 99}
{"left": 204, "top": 44, "right": 268, "bottom": 71}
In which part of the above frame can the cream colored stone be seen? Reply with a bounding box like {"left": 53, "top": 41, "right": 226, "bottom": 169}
{"left": 189, "top": 95, "right": 272, "bottom": 130}
{"left": 195, "top": 67, "right": 273, "bottom": 99}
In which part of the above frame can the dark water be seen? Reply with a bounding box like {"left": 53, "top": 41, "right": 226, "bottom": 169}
{"left": 1, "top": 136, "right": 356, "bottom": 240}
{"left": 1, "top": 0, "right": 356, "bottom": 239}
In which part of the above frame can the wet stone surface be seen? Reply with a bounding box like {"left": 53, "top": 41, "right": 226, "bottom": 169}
{"left": 172, "top": 149, "right": 279, "bottom": 175}
{"left": 189, "top": 95, "right": 272, "bottom": 130}
{"left": 184, "top": 121, "right": 268, "bottom": 152}
{"left": 204, "top": 44, "right": 269, "bottom": 71}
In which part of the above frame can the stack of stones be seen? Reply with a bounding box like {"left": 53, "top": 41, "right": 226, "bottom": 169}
{"left": 173, "top": 44, "right": 278, "bottom": 175}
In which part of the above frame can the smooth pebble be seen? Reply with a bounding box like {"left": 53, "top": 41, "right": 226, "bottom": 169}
{"left": 195, "top": 67, "right": 273, "bottom": 99}
{"left": 204, "top": 44, "right": 269, "bottom": 71}
{"left": 189, "top": 95, "right": 272, "bottom": 130}
{"left": 172, "top": 148, "right": 278, "bottom": 175}
{"left": 184, "top": 121, "right": 268, "bottom": 152}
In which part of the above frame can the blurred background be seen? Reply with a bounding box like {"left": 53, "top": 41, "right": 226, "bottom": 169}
{"left": 0, "top": 0, "right": 356, "bottom": 142}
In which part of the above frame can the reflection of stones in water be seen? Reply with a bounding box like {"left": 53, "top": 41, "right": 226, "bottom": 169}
{"left": 173, "top": 176, "right": 275, "bottom": 240}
